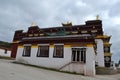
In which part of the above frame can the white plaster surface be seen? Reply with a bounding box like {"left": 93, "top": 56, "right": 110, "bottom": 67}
{"left": 16, "top": 47, "right": 72, "bottom": 69}
{"left": 60, "top": 62, "right": 85, "bottom": 74}
{"left": 95, "top": 39, "right": 105, "bottom": 67}
{"left": 61, "top": 47, "right": 96, "bottom": 76}
{"left": 84, "top": 47, "right": 96, "bottom": 76}
{"left": 16, "top": 46, "right": 96, "bottom": 76}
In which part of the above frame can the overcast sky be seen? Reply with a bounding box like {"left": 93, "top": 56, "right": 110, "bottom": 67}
{"left": 0, "top": 0, "right": 120, "bottom": 62}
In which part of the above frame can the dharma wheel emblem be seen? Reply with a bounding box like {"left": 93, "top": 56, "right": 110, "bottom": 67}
{"left": 105, "top": 57, "right": 110, "bottom": 62}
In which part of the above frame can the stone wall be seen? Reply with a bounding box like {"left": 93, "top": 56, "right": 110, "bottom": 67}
{"left": 117, "top": 68, "right": 120, "bottom": 73}
{"left": 96, "top": 67, "right": 118, "bottom": 74}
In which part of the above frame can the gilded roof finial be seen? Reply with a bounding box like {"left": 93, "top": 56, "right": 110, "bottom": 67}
{"left": 31, "top": 22, "right": 35, "bottom": 27}
{"left": 62, "top": 21, "right": 72, "bottom": 27}
{"left": 96, "top": 15, "right": 99, "bottom": 20}
{"left": 67, "top": 21, "right": 71, "bottom": 24}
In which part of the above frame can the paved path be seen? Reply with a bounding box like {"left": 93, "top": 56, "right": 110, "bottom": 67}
{"left": 0, "top": 59, "right": 120, "bottom": 80}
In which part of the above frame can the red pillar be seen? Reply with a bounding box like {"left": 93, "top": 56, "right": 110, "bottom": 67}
{"left": 11, "top": 43, "right": 18, "bottom": 58}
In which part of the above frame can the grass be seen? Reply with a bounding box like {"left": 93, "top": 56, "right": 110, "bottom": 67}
{"left": 12, "top": 61, "right": 81, "bottom": 75}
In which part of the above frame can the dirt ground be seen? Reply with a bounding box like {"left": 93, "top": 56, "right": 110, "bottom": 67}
{"left": 0, "top": 59, "right": 119, "bottom": 80}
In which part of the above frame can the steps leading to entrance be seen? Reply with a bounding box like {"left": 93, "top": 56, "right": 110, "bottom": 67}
{"left": 59, "top": 62, "right": 85, "bottom": 74}
{"left": 59, "top": 62, "right": 72, "bottom": 70}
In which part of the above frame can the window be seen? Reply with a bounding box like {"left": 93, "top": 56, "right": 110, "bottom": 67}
{"left": 72, "top": 48, "right": 86, "bottom": 63}
{"left": 22, "top": 46, "right": 31, "bottom": 57}
{"left": 53, "top": 45, "right": 64, "bottom": 58}
{"left": 37, "top": 46, "right": 49, "bottom": 57}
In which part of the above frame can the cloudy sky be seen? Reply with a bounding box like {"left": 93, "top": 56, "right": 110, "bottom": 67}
{"left": 0, "top": 0, "right": 120, "bottom": 62}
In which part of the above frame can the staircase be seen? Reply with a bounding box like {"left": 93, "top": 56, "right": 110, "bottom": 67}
{"left": 59, "top": 62, "right": 72, "bottom": 70}
{"left": 59, "top": 62, "right": 84, "bottom": 74}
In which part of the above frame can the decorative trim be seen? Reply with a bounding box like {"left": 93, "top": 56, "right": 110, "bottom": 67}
{"left": 104, "top": 42, "right": 112, "bottom": 46}
{"left": 29, "top": 34, "right": 33, "bottom": 37}
{"left": 95, "top": 35, "right": 111, "bottom": 39}
{"left": 64, "top": 45, "right": 71, "bottom": 47}
{"left": 81, "top": 31, "right": 87, "bottom": 33}
{"left": 34, "top": 34, "right": 38, "bottom": 36}
{"left": 18, "top": 46, "right": 23, "bottom": 48}
{"left": 12, "top": 41, "right": 20, "bottom": 43}
{"left": 91, "top": 30, "right": 97, "bottom": 33}
{"left": 23, "top": 44, "right": 31, "bottom": 46}
{"left": 86, "top": 44, "right": 93, "bottom": 47}
{"left": 32, "top": 45, "right": 38, "bottom": 48}
{"left": 54, "top": 43, "right": 64, "bottom": 45}
{"left": 104, "top": 52, "right": 112, "bottom": 56}
{"left": 71, "top": 31, "right": 78, "bottom": 34}
{"left": 38, "top": 44, "right": 50, "bottom": 46}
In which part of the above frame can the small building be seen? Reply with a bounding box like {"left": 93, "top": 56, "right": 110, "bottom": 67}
{"left": 11, "top": 19, "right": 112, "bottom": 76}
{"left": 0, "top": 46, "right": 11, "bottom": 57}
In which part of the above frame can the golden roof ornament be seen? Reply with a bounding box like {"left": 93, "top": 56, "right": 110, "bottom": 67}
{"left": 31, "top": 22, "right": 35, "bottom": 27}
{"left": 62, "top": 21, "right": 72, "bottom": 27}
{"left": 96, "top": 15, "right": 99, "bottom": 20}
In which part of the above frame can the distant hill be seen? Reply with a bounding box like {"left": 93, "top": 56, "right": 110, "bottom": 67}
{"left": 0, "top": 41, "right": 11, "bottom": 48}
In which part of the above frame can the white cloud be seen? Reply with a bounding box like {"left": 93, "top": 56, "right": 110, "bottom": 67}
{"left": 111, "top": 17, "right": 120, "bottom": 25}
{"left": 75, "top": 0, "right": 87, "bottom": 7}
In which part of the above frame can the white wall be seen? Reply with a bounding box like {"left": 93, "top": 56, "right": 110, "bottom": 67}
{"left": 16, "top": 45, "right": 96, "bottom": 76}
{"left": 59, "top": 46, "right": 95, "bottom": 76}
{"left": 0, "top": 49, "right": 11, "bottom": 57}
{"left": 60, "top": 62, "right": 85, "bottom": 74}
{"left": 95, "top": 39, "right": 105, "bottom": 67}
{"left": 85, "top": 47, "right": 95, "bottom": 76}
{"left": 16, "top": 46, "right": 72, "bottom": 69}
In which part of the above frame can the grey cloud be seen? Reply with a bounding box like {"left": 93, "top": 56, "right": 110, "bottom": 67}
{"left": 109, "top": 1, "right": 120, "bottom": 17}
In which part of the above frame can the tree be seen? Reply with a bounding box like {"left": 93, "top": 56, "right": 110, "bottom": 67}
{"left": 119, "top": 60, "right": 120, "bottom": 65}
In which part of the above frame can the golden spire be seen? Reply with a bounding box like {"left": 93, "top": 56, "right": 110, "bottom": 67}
{"left": 31, "top": 22, "right": 35, "bottom": 27}
{"left": 67, "top": 21, "right": 71, "bottom": 24}
{"left": 62, "top": 21, "right": 72, "bottom": 27}
{"left": 96, "top": 15, "right": 99, "bottom": 20}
